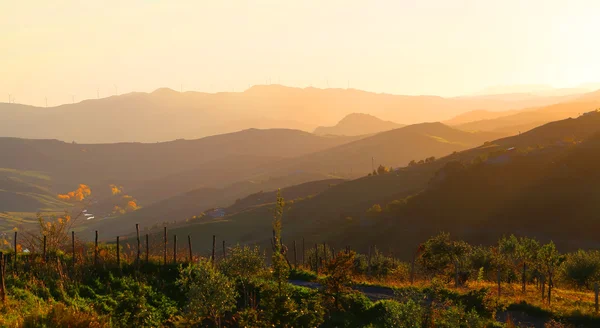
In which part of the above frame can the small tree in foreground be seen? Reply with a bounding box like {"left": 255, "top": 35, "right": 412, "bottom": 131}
{"left": 177, "top": 260, "right": 237, "bottom": 327}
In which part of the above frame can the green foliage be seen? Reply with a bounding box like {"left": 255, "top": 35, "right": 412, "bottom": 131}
{"left": 560, "top": 249, "right": 600, "bottom": 289}
{"left": 366, "top": 204, "right": 383, "bottom": 218}
{"left": 219, "top": 244, "right": 265, "bottom": 281}
{"left": 369, "top": 299, "right": 423, "bottom": 328}
{"left": 419, "top": 232, "right": 472, "bottom": 279}
{"left": 271, "top": 189, "right": 289, "bottom": 296}
{"left": 259, "top": 282, "right": 325, "bottom": 328}
{"left": 323, "top": 251, "right": 356, "bottom": 309}
{"left": 177, "top": 261, "right": 237, "bottom": 326}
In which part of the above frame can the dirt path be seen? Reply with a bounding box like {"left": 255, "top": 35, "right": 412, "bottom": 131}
{"left": 289, "top": 280, "right": 548, "bottom": 327}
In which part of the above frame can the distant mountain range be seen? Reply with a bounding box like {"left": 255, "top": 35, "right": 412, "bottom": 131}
{"left": 314, "top": 113, "right": 404, "bottom": 136}
{"left": 0, "top": 84, "right": 586, "bottom": 143}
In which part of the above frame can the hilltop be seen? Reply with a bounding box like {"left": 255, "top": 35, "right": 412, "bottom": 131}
{"left": 314, "top": 113, "right": 404, "bottom": 136}
{"left": 0, "top": 85, "right": 581, "bottom": 143}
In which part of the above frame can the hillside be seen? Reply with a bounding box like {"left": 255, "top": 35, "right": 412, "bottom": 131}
{"left": 444, "top": 109, "right": 522, "bottom": 126}
{"left": 456, "top": 97, "right": 600, "bottom": 134}
{"left": 313, "top": 113, "right": 404, "bottom": 136}
{"left": 280, "top": 122, "right": 506, "bottom": 175}
{"left": 163, "top": 111, "right": 600, "bottom": 259}
{"left": 0, "top": 85, "right": 582, "bottom": 143}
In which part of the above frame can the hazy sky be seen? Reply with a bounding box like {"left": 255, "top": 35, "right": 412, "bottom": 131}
{"left": 2, "top": 0, "right": 600, "bottom": 106}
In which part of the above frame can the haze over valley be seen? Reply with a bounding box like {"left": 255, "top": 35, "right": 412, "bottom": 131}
{"left": 4, "top": 1, "right": 600, "bottom": 326}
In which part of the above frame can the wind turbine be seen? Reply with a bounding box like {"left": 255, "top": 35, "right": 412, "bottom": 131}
{"left": 45, "top": 97, "right": 48, "bottom": 108}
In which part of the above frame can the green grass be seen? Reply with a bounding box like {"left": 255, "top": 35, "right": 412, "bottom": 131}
{"left": 0, "top": 168, "right": 51, "bottom": 181}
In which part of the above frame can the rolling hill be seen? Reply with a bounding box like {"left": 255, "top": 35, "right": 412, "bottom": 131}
{"left": 280, "top": 122, "right": 506, "bottom": 175}
{"left": 160, "top": 110, "right": 600, "bottom": 259}
{"left": 77, "top": 122, "right": 506, "bottom": 238}
{"left": 314, "top": 113, "right": 404, "bottom": 136}
{"left": 0, "top": 129, "right": 360, "bottom": 233}
{"left": 0, "top": 85, "right": 582, "bottom": 143}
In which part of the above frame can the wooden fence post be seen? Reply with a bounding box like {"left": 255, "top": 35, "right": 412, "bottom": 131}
{"left": 136, "top": 224, "right": 141, "bottom": 265}
{"left": 211, "top": 235, "right": 216, "bottom": 264}
{"left": 94, "top": 231, "right": 98, "bottom": 266}
{"left": 13, "top": 231, "right": 17, "bottom": 271}
{"left": 188, "top": 235, "right": 193, "bottom": 262}
{"left": 302, "top": 238, "right": 305, "bottom": 267}
{"left": 314, "top": 244, "right": 318, "bottom": 274}
{"left": 145, "top": 234, "right": 149, "bottom": 264}
{"left": 293, "top": 240, "right": 297, "bottom": 269}
{"left": 163, "top": 227, "right": 167, "bottom": 265}
{"left": 116, "top": 236, "right": 120, "bottom": 267}
{"left": 43, "top": 235, "right": 47, "bottom": 263}
{"left": 548, "top": 276, "right": 553, "bottom": 305}
{"left": 222, "top": 240, "right": 226, "bottom": 259}
{"left": 595, "top": 282, "right": 599, "bottom": 313}
{"left": 522, "top": 263, "right": 527, "bottom": 293}
{"left": 367, "top": 246, "right": 372, "bottom": 277}
{"left": 72, "top": 231, "right": 76, "bottom": 268}
{"left": 497, "top": 267, "right": 501, "bottom": 297}
{"left": 173, "top": 235, "right": 177, "bottom": 264}
{"left": 0, "top": 252, "right": 5, "bottom": 304}
{"left": 410, "top": 248, "right": 417, "bottom": 285}
{"left": 454, "top": 259, "right": 459, "bottom": 288}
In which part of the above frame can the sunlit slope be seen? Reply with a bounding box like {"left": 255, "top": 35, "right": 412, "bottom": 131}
{"left": 164, "top": 111, "right": 600, "bottom": 259}
{"left": 282, "top": 122, "right": 506, "bottom": 175}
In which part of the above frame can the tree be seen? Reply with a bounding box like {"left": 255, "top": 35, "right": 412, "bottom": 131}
{"left": 538, "top": 241, "right": 563, "bottom": 304}
{"left": 425, "top": 156, "right": 436, "bottom": 163}
{"left": 177, "top": 260, "right": 237, "bottom": 327}
{"left": 419, "top": 232, "right": 471, "bottom": 282}
{"left": 219, "top": 244, "right": 265, "bottom": 306}
{"left": 408, "top": 160, "right": 417, "bottom": 167}
{"left": 561, "top": 249, "right": 600, "bottom": 290}
{"left": 366, "top": 204, "right": 383, "bottom": 218}
{"left": 323, "top": 251, "right": 356, "bottom": 310}
{"left": 516, "top": 236, "right": 540, "bottom": 292}
{"left": 271, "top": 190, "right": 288, "bottom": 296}
{"left": 377, "top": 164, "right": 390, "bottom": 175}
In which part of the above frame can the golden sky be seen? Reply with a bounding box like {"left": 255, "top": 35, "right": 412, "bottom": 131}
{"left": 2, "top": 0, "right": 600, "bottom": 106}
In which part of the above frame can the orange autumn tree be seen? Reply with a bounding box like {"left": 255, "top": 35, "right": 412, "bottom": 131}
{"left": 110, "top": 184, "right": 140, "bottom": 215}
{"left": 110, "top": 184, "right": 123, "bottom": 195}
{"left": 58, "top": 184, "right": 91, "bottom": 201}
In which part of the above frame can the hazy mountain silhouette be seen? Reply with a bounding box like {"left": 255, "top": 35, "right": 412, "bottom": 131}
{"left": 0, "top": 85, "right": 582, "bottom": 143}
{"left": 453, "top": 90, "right": 600, "bottom": 134}
{"left": 314, "top": 113, "right": 404, "bottom": 136}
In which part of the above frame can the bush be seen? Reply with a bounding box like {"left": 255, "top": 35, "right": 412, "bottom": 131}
{"left": 560, "top": 249, "right": 600, "bottom": 290}
{"left": 177, "top": 260, "right": 237, "bottom": 326}
{"left": 369, "top": 299, "right": 423, "bottom": 328}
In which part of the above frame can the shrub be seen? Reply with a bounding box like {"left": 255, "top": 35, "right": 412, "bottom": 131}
{"left": 369, "top": 299, "right": 423, "bottom": 328}
{"left": 560, "top": 249, "right": 600, "bottom": 290}
{"left": 177, "top": 261, "right": 237, "bottom": 326}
